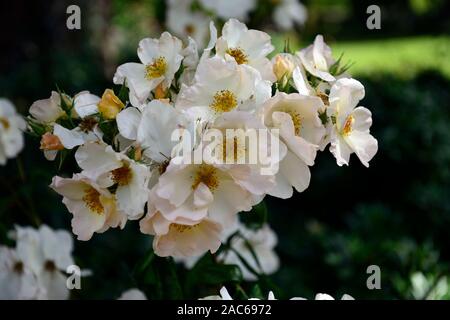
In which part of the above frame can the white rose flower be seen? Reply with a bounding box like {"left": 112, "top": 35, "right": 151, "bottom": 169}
{"left": 50, "top": 173, "right": 127, "bottom": 241}
{"left": 29, "top": 91, "right": 66, "bottom": 124}
{"left": 199, "top": 0, "right": 256, "bottom": 21}
{"left": 207, "top": 110, "right": 284, "bottom": 183}
{"left": 219, "top": 223, "right": 279, "bottom": 281}
{"left": 176, "top": 56, "right": 271, "bottom": 122}
{"left": 179, "top": 37, "right": 200, "bottom": 86}
{"left": 0, "top": 225, "right": 79, "bottom": 300}
{"left": 261, "top": 92, "right": 326, "bottom": 198}
{"left": 140, "top": 198, "right": 222, "bottom": 257}
{"left": 328, "top": 78, "right": 378, "bottom": 167}
{"left": 0, "top": 246, "right": 38, "bottom": 299}
{"left": 75, "top": 141, "right": 151, "bottom": 219}
{"left": 216, "top": 19, "right": 276, "bottom": 82}
{"left": 13, "top": 225, "right": 74, "bottom": 300}
{"left": 118, "top": 288, "right": 147, "bottom": 300}
{"left": 149, "top": 158, "right": 259, "bottom": 229}
{"left": 40, "top": 122, "right": 103, "bottom": 161}
{"left": 0, "top": 99, "right": 25, "bottom": 165}
{"left": 116, "top": 100, "right": 191, "bottom": 189}
{"left": 72, "top": 91, "right": 101, "bottom": 118}
{"left": 113, "top": 32, "right": 183, "bottom": 108}
{"left": 167, "top": 0, "right": 210, "bottom": 49}
{"left": 200, "top": 286, "right": 233, "bottom": 300}
{"left": 273, "top": 0, "right": 308, "bottom": 31}
{"left": 299, "top": 35, "right": 336, "bottom": 82}
{"left": 136, "top": 100, "right": 190, "bottom": 164}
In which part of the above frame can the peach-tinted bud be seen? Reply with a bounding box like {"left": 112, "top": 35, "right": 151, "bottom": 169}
{"left": 40, "top": 132, "right": 64, "bottom": 151}
{"left": 273, "top": 54, "right": 296, "bottom": 81}
{"left": 134, "top": 145, "right": 142, "bottom": 161}
{"left": 154, "top": 83, "right": 168, "bottom": 100}
{"left": 98, "top": 89, "right": 125, "bottom": 120}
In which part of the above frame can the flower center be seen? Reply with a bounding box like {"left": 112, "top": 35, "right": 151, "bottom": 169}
{"left": 226, "top": 47, "right": 248, "bottom": 65}
{"left": 210, "top": 90, "right": 237, "bottom": 113}
{"left": 283, "top": 108, "right": 302, "bottom": 136}
{"left": 13, "top": 261, "right": 23, "bottom": 274}
{"left": 170, "top": 223, "right": 199, "bottom": 233}
{"left": 146, "top": 56, "right": 167, "bottom": 79}
{"left": 79, "top": 117, "right": 98, "bottom": 133}
{"left": 221, "top": 136, "right": 246, "bottom": 163}
{"left": 184, "top": 24, "right": 195, "bottom": 35}
{"left": 44, "top": 260, "right": 57, "bottom": 272}
{"left": 111, "top": 163, "right": 133, "bottom": 186}
{"left": 342, "top": 115, "right": 354, "bottom": 136}
{"left": 0, "top": 117, "right": 10, "bottom": 130}
{"left": 83, "top": 187, "right": 104, "bottom": 214}
{"left": 192, "top": 164, "right": 219, "bottom": 191}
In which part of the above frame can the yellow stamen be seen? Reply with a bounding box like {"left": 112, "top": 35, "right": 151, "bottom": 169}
{"left": 222, "top": 136, "right": 246, "bottom": 163}
{"left": 170, "top": 223, "right": 199, "bottom": 233}
{"left": 342, "top": 115, "right": 354, "bottom": 136}
{"left": 210, "top": 90, "right": 237, "bottom": 113}
{"left": 79, "top": 117, "right": 98, "bottom": 133}
{"left": 0, "top": 117, "right": 10, "bottom": 130}
{"left": 226, "top": 47, "right": 248, "bottom": 65}
{"left": 83, "top": 187, "right": 104, "bottom": 214}
{"left": 317, "top": 91, "right": 329, "bottom": 106}
{"left": 282, "top": 108, "right": 303, "bottom": 136}
{"left": 192, "top": 164, "right": 219, "bottom": 191}
{"left": 146, "top": 56, "right": 167, "bottom": 79}
{"left": 111, "top": 163, "right": 132, "bottom": 186}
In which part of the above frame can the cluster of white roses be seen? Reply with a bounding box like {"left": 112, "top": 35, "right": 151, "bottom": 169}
{"left": 166, "top": 0, "right": 307, "bottom": 48}
{"left": 0, "top": 225, "right": 76, "bottom": 300}
{"left": 27, "top": 18, "right": 377, "bottom": 262}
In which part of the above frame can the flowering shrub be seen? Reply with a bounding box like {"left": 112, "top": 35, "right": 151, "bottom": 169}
{"left": 15, "top": 18, "right": 378, "bottom": 298}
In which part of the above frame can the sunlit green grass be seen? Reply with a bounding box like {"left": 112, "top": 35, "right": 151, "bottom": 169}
{"left": 272, "top": 35, "right": 450, "bottom": 79}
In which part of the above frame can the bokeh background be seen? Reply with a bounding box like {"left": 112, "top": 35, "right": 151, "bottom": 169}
{"left": 1, "top": 0, "right": 449, "bottom": 299}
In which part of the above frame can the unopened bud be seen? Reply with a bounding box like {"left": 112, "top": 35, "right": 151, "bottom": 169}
{"left": 273, "top": 54, "right": 296, "bottom": 81}
{"left": 98, "top": 89, "right": 125, "bottom": 120}
{"left": 40, "top": 132, "right": 64, "bottom": 151}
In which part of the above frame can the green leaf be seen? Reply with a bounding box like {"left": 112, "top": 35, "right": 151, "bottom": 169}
{"left": 26, "top": 118, "right": 48, "bottom": 136}
{"left": 161, "top": 258, "right": 184, "bottom": 299}
{"left": 249, "top": 283, "right": 264, "bottom": 300}
{"left": 185, "top": 253, "right": 243, "bottom": 294}
{"left": 319, "top": 110, "right": 329, "bottom": 125}
{"left": 116, "top": 81, "right": 129, "bottom": 104}
{"left": 132, "top": 250, "right": 184, "bottom": 299}
{"left": 240, "top": 201, "right": 268, "bottom": 230}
